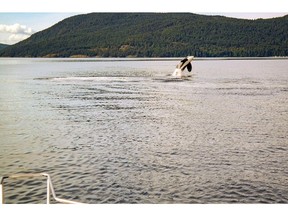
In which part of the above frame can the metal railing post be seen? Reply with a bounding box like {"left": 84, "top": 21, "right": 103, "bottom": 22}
{"left": 0, "top": 181, "right": 4, "bottom": 204}
{"left": 0, "top": 176, "right": 7, "bottom": 204}
{"left": 47, "top": 176, "right": 50, "bottom": 204}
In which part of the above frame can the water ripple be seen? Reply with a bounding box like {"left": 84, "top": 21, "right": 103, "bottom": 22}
{"left": 1, "top": 59, "right": 287, "bottom": 203}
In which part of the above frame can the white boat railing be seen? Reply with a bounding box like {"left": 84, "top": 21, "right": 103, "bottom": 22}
{"left": 0, "top": 173, "right": 84, "bottom": 204}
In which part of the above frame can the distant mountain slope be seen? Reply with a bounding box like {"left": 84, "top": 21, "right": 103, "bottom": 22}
{"left": 0, "top": 43, "right": 9, "bottom": 51}
{"left": 0, "top": 13, "right": 287, "bottom": 57}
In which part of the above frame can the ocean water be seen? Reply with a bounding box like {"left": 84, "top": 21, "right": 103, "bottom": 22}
{"left": 0, "top": 58, "right": 287, "bottom": 204}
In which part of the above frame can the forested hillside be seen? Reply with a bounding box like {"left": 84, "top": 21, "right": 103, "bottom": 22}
{"left": 0, "top": 43, "right": 9, "bottom": 50}
{"left": 1, "top": 13, "right": 287, "bottom": 57}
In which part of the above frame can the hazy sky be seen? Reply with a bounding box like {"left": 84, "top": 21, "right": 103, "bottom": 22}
{"left": 1, "top": 0, "right": 287, "bottom": 44}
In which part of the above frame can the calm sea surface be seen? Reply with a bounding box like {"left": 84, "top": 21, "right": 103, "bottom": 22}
{"left": 0, "top": 58, "right": 287, "bottom": 203}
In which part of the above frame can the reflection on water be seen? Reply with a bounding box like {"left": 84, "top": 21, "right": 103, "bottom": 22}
{"left": 0, "top": 58, "right": 287, "bottom": 203}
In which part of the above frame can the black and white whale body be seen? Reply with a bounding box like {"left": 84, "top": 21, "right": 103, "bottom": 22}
{"left": 172, "top": 56, "right": 194, "bottom": 77}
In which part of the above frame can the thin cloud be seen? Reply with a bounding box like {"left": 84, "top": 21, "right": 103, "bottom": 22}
{"left": 0, "top": 23, "right": 34, "bottom": 35}
{"left": 0, "top": 23, "right": 34, "bottom": 44}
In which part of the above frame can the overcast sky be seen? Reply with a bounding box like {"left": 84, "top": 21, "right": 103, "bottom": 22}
{"left": 1, "top": 0, "right": 287, "bottom": 44}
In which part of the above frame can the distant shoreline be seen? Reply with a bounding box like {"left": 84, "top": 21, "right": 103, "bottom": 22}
{"left": 1, "top": 56, "right": 288, "bottom": 61}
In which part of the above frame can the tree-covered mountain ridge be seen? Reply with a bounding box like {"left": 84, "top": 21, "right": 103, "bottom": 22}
{"left": 1, "top": 13, "right": 287, "bottom": 57}
{"left": 0, "top": 43, "right": 9, "bottom": 51}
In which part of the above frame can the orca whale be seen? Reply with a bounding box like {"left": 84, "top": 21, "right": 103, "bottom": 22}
{"left": 172, "top": 56, "right": 194, "bottom": 77}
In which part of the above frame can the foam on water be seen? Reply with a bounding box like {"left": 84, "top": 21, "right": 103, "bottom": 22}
{"left": 52, "top": 76, "right": 129, "bottom": 82}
